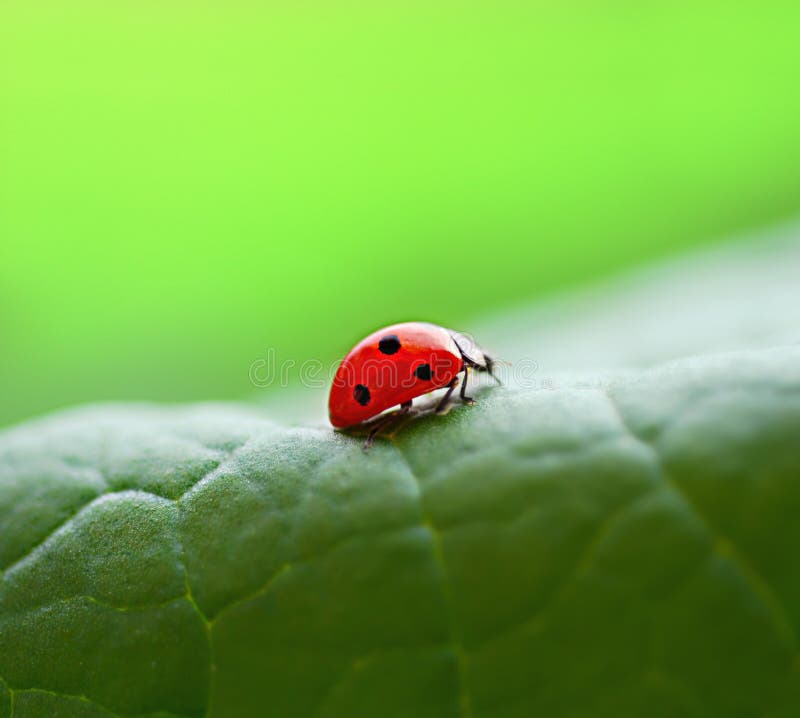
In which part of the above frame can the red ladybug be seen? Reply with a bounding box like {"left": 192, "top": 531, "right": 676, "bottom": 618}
{"left": 329, "top": 321, "right": 498, "bottom": 444}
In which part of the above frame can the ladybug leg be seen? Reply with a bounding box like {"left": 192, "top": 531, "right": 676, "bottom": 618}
{"left": 460, "top": 366, "right": 476, "bottom": 405}
{"left": 364, "top": 414, "right": 394, "bottom": 449}
{"left": 363, "top": 401, "right": 413, "bottom": 449}
{"left": 434, "top": 377, "right": 459, "bottom": 414}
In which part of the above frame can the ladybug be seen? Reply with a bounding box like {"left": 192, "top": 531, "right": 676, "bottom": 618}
{"left": 329, "top": 321, "right": 498, "bottom": 445}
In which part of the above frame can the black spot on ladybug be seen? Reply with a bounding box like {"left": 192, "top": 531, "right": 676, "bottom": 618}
{"left": 378, "top": 334, "right": 401, "bottom": 355}
{"left": 414, "top": 363, "right": 432, "bottom": 381}
{"left": 354, "top": 384, "right": 371, "bottom": 406}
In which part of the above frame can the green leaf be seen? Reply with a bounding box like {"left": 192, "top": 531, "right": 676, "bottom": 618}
{"left": 1, "top": 237, "right": 800, "bottom": 718}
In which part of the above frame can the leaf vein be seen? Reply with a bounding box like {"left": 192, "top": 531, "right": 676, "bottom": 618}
{"left": 390, "top": 440, "right": 474, "bottom": 718}
{"left": 1, "top": 438, "right": 248, "bottom": 576}
{"left": 7, "top": 686, "right": 193, "bottom": 718}
{"left": 602, "top": 389, "right": 798, "bottom": 651}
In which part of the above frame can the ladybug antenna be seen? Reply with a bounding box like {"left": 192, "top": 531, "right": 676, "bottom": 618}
{"left": 483, "top": 354, "right": 503, "bottom": 385}
{"left": 451, "top": 332, "right": 503, "bottom": 385}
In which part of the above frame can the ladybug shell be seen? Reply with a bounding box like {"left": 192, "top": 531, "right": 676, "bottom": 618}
{"left": 329, "top": 322, "right": 463, "bottom": 428}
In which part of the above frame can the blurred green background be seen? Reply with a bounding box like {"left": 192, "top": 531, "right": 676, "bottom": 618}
{"left": 2, "top": 0, "right": 800, "bottom": 428}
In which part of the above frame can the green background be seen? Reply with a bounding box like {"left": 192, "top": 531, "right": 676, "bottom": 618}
{"left": 2, "top": 0, "right": 800, "bottom": 428}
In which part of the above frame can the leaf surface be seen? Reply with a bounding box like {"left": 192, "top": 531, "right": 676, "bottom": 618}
{"left": 1, "top": 237, "right": 800, "bottom": 718}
